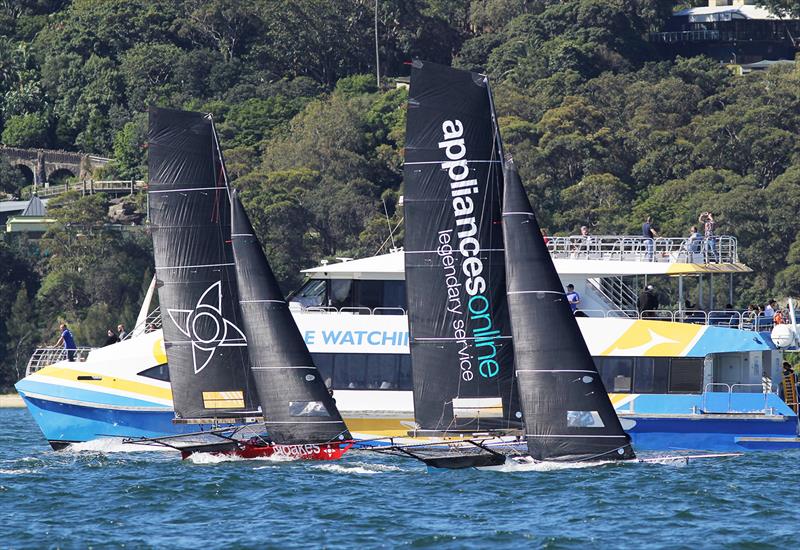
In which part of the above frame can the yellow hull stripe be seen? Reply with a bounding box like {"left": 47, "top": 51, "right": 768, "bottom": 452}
{"left": 33, "top": 365, "right": 172, "bottom": 402}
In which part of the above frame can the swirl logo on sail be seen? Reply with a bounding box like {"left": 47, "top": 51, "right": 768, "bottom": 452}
{"left": 166, "top": 281, "right": 247, "bottom": 374}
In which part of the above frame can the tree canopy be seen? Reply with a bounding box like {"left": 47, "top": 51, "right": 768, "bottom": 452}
{"left": 1, "top": 0, "right": 799, "bottom": 388}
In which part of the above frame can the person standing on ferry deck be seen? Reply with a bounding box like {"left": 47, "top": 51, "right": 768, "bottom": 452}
{"left": 55, "top": 323, "right": 77, "bottom": 362}
{"left": 565, "top": 284, "right": 581, "bottom": 312}
{"left": 699, "top": 211, "right": 717, "bottom": 262}
{"left": 117, "top": 323, "right": 127, "bottom": 341}
{"left": 642, "top": 216, "right": 658, "bottom": 261}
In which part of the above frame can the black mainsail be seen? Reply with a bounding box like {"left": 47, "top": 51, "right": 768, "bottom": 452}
{"left": 148, "top": 107, "right": 258, "bottom": 420}
{"left": 502, "top": 160, "right": 635, "bottom": 461}
{"left": 230, "top": 191, "right": 351, "bottom": 445}
{"left": 403, "top": 60, "right": 522, "bottom": 433}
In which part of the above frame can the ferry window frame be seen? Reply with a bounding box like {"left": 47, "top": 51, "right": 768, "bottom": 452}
{"left": 595, "top": 356, "right": 701, "bottom": 395}
{"left": 137, "top": 363, "right": 170, "bottom": 382}
{"left": 290, "top": 278, "right": 407, "bottom": 311}
{"left": 311, "top": 352, "right": 413, "bottom": 391}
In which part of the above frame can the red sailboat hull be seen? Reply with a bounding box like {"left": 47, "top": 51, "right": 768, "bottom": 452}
{"left": 181, "top": 441, "right": 354, "bottom": 461}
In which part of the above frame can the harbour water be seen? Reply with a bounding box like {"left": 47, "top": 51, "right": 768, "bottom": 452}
{"left": 1, "top": 407, "right": 796, "bottom": 548}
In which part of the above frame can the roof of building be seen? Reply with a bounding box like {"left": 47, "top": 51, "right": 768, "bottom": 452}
{"left": 674, "top": 5, "right": 783, "bottom": 21}
{"left": 21, "top": 195, "right": 46, "bottom": 217}
{"left": 0, "top": 200, "right": 28, "bottom": 214}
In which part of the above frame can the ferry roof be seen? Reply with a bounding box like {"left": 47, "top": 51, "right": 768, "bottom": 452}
{"left": 301, "top": 252, "right": 405, "bottom": 280}
{"left": 301, "top": 248, "right": 751, "bottom": 279}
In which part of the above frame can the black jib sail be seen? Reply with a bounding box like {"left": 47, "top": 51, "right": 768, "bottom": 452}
{"left": 148, "top": 107, "right": 259, "bottom": 420}
{"left": 230, "top": 191, "right": 351, "bottom": 445}
{"left": 501, "top": 159, "right": 635, "bottom": 461}
{"left": 403, "top": 60, "right": 522, "bottom": 433}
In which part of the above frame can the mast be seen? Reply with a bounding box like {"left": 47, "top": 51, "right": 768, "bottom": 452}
{"left": 403, "top": 60, "right": 522, "bottom": 434}
{"left": 147, "top": 107, "right": 259, "bottom": 420}
{"left": 230, "top": 191, "right": 351, "bottom": 445}
{"left": 501, "top": 159, "right": 635, "bottom": 461}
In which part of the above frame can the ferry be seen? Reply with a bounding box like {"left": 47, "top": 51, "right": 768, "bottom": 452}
{"left": 15, "top": 234, "right": 800, "bottom": 451}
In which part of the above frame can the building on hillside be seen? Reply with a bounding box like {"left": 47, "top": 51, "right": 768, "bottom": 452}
{"left": 649, "top": 0, "right": 800, "bottom": 64}
{"left": 5, "top": 195, "right": 55, "bottom": 236}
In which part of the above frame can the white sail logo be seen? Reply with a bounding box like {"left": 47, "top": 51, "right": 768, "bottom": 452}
{"left": 167, "top": 281, "right": 247, "bottom": 374}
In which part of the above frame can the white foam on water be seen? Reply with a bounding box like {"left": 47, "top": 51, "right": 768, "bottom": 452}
{"left": 482, "top": 458, "right": 617, "bottom": 472}
{"left": 64, "top": 438, "right": 178, "bottom": 454}
{"left": 0, "top": 468, "right": 36, "bottom": 475}
{"left": 312, "top": 461, "right": 404, "bottom": 475}
{"left": 186, "top": 452, "right": 244, "bottom": 465}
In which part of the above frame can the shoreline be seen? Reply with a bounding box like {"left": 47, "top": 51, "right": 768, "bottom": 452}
{"left": 0, "top": 393, "right": 24, "bottom": 408}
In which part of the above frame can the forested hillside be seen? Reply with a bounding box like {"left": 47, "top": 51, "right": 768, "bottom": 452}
{"left": 0, "top": 0, "right": 799, "bottom": 389}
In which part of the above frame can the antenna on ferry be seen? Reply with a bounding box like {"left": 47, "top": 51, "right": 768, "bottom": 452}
{"left": 382, "top": 197, "right": 396, "bottom": 251}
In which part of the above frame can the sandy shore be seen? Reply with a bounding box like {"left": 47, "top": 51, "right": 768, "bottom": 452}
{"left": 0, "top": 393, "right": 24, "bottom": 408}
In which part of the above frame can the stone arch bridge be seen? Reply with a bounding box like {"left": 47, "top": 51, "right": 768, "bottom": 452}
{"left": 1, "top": 145, "right": 112, "bottom": 187}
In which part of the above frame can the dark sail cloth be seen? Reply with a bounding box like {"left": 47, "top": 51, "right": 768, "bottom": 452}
{"left": 148, "top": 107, "right": 258, "bottom": 420}
{"left": 403, "top": 60, "right": 522, "bottom": 433}
{"left": 502, "top": 160, "right": 635, "bottom": 462}
{"left": 230, "top": 191, "right": 350, "bottom": 445}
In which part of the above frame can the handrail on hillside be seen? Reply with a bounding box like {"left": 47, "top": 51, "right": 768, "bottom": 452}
{"left": 24, "top": 179, "right": 146, "bottom": 199}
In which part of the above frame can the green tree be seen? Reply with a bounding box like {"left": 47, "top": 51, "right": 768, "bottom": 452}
{"left": 1, "top": 112, "right": 49, "bottom": 147}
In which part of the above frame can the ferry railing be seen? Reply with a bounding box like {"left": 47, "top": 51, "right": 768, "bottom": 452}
{"left": 339, "top": 307, "right": 373, "bottom": 315}
{"left": 546, "top": 235, "right": 738, "bottom": 264}
{"left": 294, "top": 305, "right": 407, "bottom": 316}
{"left": 124, "top": 306, "right": 162, "bottom": 340}
{"left": 640, "top": 310, "right": 675, "bottom": 321}
{"left": 701, "top": 383, "right": 731, "bottom": 414}
{"left": 372, "top": 307, "right": 406, "bottom": 316}
{"left": 26, "top": 347, "right": 93, "bottom": 377}
{"left": 701, "top": 383, "right": 774, "bottom": 415}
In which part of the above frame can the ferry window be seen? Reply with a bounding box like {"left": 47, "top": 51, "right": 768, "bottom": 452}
{"left": 288, "top": 401, "right": 330, "bottom": 417}
{"left": 318, "top": 353, "right": 412, "bottom": 391}
{"left": 633, "top": 358, "right": 669, "bottom": 393}
{"left": 398, "top": 355, "right": 413, "bottom": 390}
{"left": 313, "top": 353, "right": 334, "bottom": 388}
{"left": 567, "top": 410, "right": 605, "bottom": 428}
{"left": 334, "top": 353, "right": 367, "bottom": 389}
{"left": 330, "top": 279, "right": 353, "bottom": 309}
{"left": 367, "top": 354, "right": 398, "bottom": 389}
{"left": 292, "top": 279, "right": 326, "bottom": 308}
{"left": 354, "top": 280, "right": 407, "bottom": 311}
{"left": 669, "top": 359, "right": 704, "bottom": 393}
{"left": 597, "top": 358, "right": 633, "bottom": 393}
{"left": 383, "top": 281, "right": 407, "bottom": 310}
{"left": 138, "top": 363, "right": 169, "bottom": 382}
{"left": 356, "top": 280, "right": 384, "bottom": 309}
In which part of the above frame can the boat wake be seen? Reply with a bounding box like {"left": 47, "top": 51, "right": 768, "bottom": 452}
{"left": 187, "top": 452, "right": 297, "bottom": 465}
{"left": 485, "top": 459, "right": 618, "bottom": 473}
{"left": 312, "top": 461, "right": 404, "bottom": 475}
{"left": 64, "top": 438, "right": 178, "bottom": 454}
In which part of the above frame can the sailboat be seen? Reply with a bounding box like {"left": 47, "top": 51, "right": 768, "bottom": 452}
{"left": 229, "top": 190, "right": 353, "bottom": 459}
{"left": 369, "top": 60, "right": 634, "bottom": 468}
{"left": 127, "top": 107, "right": 352, "bottom": 460}
{"left": 501, "top": 159, "right": 635, "bottom": 462}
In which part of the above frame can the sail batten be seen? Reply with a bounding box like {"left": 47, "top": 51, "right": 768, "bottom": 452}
{"left": 501, "top": 159, "right": 635, "bottom": 462}
{"left": 230, "top": 191, "right": 350, "bottom": 445}
{"left": 147, "top": 107, "right": 259, "bottom": 420}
